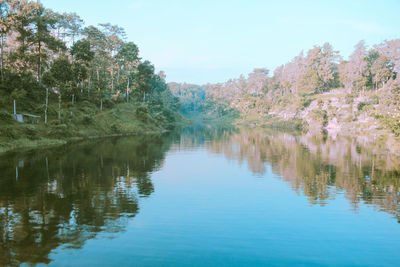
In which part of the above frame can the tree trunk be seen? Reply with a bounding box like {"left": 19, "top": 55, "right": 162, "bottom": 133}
{"left": 111, "top": 66, "right": 114, "bottom": 93}
{"left": 117, "top": 68, "right": 120, "bottom": 87}
{"left": 88, "top": 76, "right": 91, "bottom": 99}
{"left": 100, "top": 98, "right": 103, "bottom": 112}
{"left": 58, "top": 94, "right": 61, "bottom": 120}
{"left": 1, "top": 32, "right": 4, "bottom": 83}
{"left": 37, "top": 40, "right": 41, "bottom": 82}
{"left": 126, "top": 78, "right": 129, "bottom": 103}
{"left": 45, "top": 87, "right": 48, "bottom": 124}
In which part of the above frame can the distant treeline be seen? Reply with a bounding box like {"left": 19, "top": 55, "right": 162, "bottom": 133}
{"left": 170, "top": 39, "right": 400, "bottom": 119}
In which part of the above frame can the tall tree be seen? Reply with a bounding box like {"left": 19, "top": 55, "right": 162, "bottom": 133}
{"left": 136, "top": 60, "right": 154, "bottom": 102}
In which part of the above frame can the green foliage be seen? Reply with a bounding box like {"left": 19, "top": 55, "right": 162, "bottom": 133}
{"left": 11, "top": 89, "right": 27, "bottom": 100}
{"left": 322, "top": 110, "right": 328, "bottom": 127}
{"left": 110, "top": 123, "right": 120, "bottom": 133}
{"left": 103, "top": 98, "right": 115, "bottom": 109}
{"left": 379, "top": 115, "right": 400, "bottom": 136}
{"left": 71, "top": 40, "right": 94, "bottom": 62}
{"left": 300, "top": 97, "right": 314, "bottom": 108}
{"left": 0, "top": 126, "right": 17, "bottom": 139}
{"left": 0, "top": 111, "right": 12, "bottom": 122}
{"left": 48, "top": 124, "right": 70, "bottom": 137}
{"left": 0, "top": 1, "right": 184, "bottom": 155}
{"left": 263, "top": 118, "right": 305, "bottom": 131}
{"left": 299, "top": 70, "right": 323, "bottom": 94}
{"left": 25, "top": 125, "right": 39, "bottom": 140}
{"left": 312, "top": 110, "right": 328, "bottom": 127}
{"left": 370, "top": 94, "right": 380, "bottom": 105}
{"left": 136, "top": 103, "right": 149, "bottom": 121}
{"left": 81, "top": 115, "right": 93, "bottom": 124}
{"left": 357, "top": 102, "right": 369, "bottom": 111}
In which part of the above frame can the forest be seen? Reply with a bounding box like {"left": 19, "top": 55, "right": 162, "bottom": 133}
{"left": 171, "top": 39, "right": 400, "bottom": 146}
{"left": 0, "top": 0, "right": 181, "bottom": 153}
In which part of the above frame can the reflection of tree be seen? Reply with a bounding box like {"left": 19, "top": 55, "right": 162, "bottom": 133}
{"left": 208, "top": 128, "right": 400, "bottom": 221}
{"left": 172, "top": 124, "right": 237, "bottom": 151}
{"left": 0, "top": 134, "right": 173, "bottom": 266}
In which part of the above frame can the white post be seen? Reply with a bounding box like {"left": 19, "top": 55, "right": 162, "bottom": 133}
{"left": 13, "top": 99, "right": 16, "bottom": 115}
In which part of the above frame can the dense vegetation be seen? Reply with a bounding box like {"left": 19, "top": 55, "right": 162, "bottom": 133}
{"left": 171, "top": 40, "right": 400, "bottom": 135}
{"left": 0, "top": 0, "right": 181, "bottom": 153}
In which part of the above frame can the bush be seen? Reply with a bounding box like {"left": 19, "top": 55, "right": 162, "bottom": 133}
{"left": 300, "top": 97, "right": 314, "bottom": 109}
{"left": 0, "top": 126, "right": 16, "bottom": 138}
{"left": 49, "top": 119, "right": 60, "bottom": 125}
{"left": 136, "top": 104, "right": 149, "bottom": 121}
{"left": 25, "top": 125, "right": 39, "bottom": 140}
{"left": 322, "top": 110, "right": 328, "bottom": 127}
{"left": 0, "top": 110, "right": 12, "bottom": 122}
{"left": 358, "top": 102, "right": 368, "bottom": 111}
{"left": 103, "top": 98, "right": 115, "bottom": 109}
{"left": 110, "top": 123, "right": 120, "bottom": 133}
{"left": 48, "top": 124, "right": 69, "bottom": 137}
{"left": 81, "top": 115, "right": 94, "bottom": 124}
{"left": 370, "top": 95, "right": 380, "bottom": 105}
{"left": 380, "top": 116, "right": 400, "bottom": 136}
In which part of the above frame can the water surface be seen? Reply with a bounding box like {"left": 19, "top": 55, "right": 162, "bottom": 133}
{"left": 1, "top": 126, "right": 400, "bottom": 266}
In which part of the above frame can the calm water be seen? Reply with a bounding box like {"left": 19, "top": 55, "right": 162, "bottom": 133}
{"left": 1, "top": 126, "right": 400, "bottom": 266}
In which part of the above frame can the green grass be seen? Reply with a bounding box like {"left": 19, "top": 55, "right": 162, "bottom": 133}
{"left": 0, "top": 101, "right": 182, "bottom": 154}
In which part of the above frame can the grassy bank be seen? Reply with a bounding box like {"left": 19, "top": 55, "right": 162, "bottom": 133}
{"left": 0, "top": 101, "right": 186, "bottom": 154}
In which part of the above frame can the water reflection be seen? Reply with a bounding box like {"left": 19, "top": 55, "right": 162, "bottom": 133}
{"left": 205, "top": 128, "right": 400, "bottom": 221}
{"left": 0, "top": 126, "right": 399, "bottom": 265}
{"left": 0, "top": 134, "right": 175, "bottom": 266}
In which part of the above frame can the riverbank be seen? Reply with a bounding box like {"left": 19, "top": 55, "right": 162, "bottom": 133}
{"left": 0, "top": 101, "right": 187, "bottom": 155}
{"left": 234, "top": 88, "right": 400, "bottom": 155}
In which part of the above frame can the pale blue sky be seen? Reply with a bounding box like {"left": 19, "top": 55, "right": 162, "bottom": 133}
{"left": 41, "top": 0, "right": 400, "bottom": 84}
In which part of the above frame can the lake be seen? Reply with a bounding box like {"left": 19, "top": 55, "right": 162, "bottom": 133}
{"left": 1, "top": 126, "right": 400, "bottom": 266}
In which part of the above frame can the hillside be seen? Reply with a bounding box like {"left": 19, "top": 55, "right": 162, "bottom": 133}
{"left": 170, "top": 39, "right": 400, "bottom": 154}
{"left": 0, "top": 1, "right": 184, "bottom": 153}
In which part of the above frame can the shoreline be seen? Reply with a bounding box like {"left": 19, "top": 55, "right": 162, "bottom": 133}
{"left": 0, "top": 129, "right": 169, "bottom": 155}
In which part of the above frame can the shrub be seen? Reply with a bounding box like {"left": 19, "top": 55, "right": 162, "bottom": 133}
{"left": 110, "top": 123, "right": 120, "bottom": 133}
{"left": 370, "top": 95, "right": 380, "bottom": 105}
{"left": 49, "top": 119, "right": 60, "bottom": 125}
{"left": 0, "top": 126, "right": 16, "bottom": 138}
{"left": 136, "top": 104, "right": 149, "bottom": 121}
{"left": 345, "top": 94, "right": 354, "bottom": 104}
{"left": 379, "top": 116, "right": 400, "bottom": 136}
{"left": 25, "top": 125, "right": 39, "bottom": 140}
{"left": 81, "top": 115, "right": 94, "bottom": 124}
{"left": 103, "top": 98, "right": 115, "bottom": 109}
{"left": 48, "top": 124, "right": 69, "bottom": 137}
{"left": 357, "top": 102, "right": 368, "bottom": 111}
{"left": 0, "top": 110, "right": 12, "bottom": 122}
{"left": 322, "top": 110, "right": 328, "bottom": 127}
{"left": 301, "top": 98, "right": 313, "bottom": 108}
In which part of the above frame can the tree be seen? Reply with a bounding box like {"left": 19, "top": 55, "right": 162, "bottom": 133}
{"left": 136, "top": 60, "right": 154, "bottom": 101}
{"left": 70, "top": 39, "right": 93, "bottom": 103}
{"left": 246, "top": 68, "right": 269, "bottom": 96}
{"left": 117, "top": 41, "right": 139, "bottom": 102}
{"left": 370, "top": 55, "right": 393, "bottom": 90}
{"left": 42, "top": 57, "right": 73, "bottom": 120}
{"left": 30, "top": 3, "right": 65, "bottom": 82}
{"left": 339, "top": 41, "right": 369, "bottom": 93}
{"left": 99, "top": 23, "right": 125, "bottom": 94}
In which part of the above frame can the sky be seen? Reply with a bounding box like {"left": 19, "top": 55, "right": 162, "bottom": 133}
{"left": 41, "top": 0, "right": 400, "bottom": 85}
